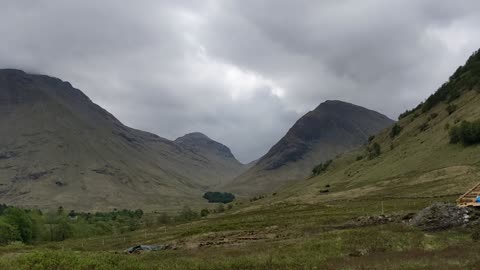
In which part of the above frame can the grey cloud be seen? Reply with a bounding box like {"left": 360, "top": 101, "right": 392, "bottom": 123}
{"left": 1, "top": 1, "right": 480, "bottom": 162}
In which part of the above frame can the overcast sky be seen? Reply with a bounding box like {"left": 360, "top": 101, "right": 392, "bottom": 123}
{"left": 1, "top": 1, "right": 480, "bottom": 162}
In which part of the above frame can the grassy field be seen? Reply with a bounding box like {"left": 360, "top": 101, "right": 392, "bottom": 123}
{"left": 0, "top": 193, "right": 478, "bottom": 269}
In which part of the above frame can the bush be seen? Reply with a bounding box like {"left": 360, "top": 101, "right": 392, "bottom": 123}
{"left": 446, "top": 104, "right": 457, "bottom": 115}
{"left": 367, "top": 143, "right": 381, "bottom": 159}
{"left": 200, "top": 209, "right": 210, "bottom": 217}
{"left": 175, "top": 206, "right": 199, "bottom": 222}
{"left": 449, "top": 120, "right": 480, "bottom": 145}
{"left": 311, "top": 160, "right": 332, "bottom": 176}
{"left": 390, "top": 124, "right": 403, "bottom": 138}
{"left": 203, "top": 192, "right": 235, "bottom": 204}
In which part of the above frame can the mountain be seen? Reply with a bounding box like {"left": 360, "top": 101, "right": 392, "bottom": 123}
{"left": 227, "top": 100, "right": 394, "bottom": 195}
{"left": 0, "top": 69, "right": 244, "bottom": 211}
{"left": 269, "top": 49, "right": 480, "bottom": 205}
{"left": 174, "top": 132, "right": 245, "bottom": 186}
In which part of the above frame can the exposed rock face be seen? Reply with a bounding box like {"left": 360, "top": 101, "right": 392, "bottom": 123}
{"left": 0, "top": 69, "right": 244, "bottom": 211}
{"left": 227, "top": 100, "right": 394, "bottom": 195}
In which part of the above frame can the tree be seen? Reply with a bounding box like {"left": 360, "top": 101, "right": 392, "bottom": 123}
{"left": 390, "top": 124, "right": 402, "bottom": 138}
{"left": 203, "top": 192, "right": 236, "bottom": 204}
{"left": 55, "top": 217, "right": 73, "bottom": 241}
{"left": 3, "top": 208, "right": 36, "bottom": 243}
{"left": 0, "top": 219, "right": 19, "bottom": 245}
{"left": 367, "top": 143, "right": 381, "bottom": 159}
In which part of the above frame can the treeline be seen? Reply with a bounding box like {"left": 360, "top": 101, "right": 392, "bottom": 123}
{"left": 0, "top": 204, "right": 238, "bottom": 246}
{"left": 0, "top": 205, "right": 146, "bottom": 245}
{"left": 399, "top": 49, "right": 480, "bottom": 119}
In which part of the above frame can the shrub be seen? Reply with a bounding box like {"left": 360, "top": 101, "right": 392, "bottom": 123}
{"left": 367, "top": 143, "right": 381, "bottom": 159}
{"left": 356, "top": 155, "right": 363, "bottom": 161}
{"left": 203, "top": 192, "right": 235, "bottom": 204}
{"left": 446, "top": 104, "right": 457, "bottom": 115}
{"left": 175, "top": 206, "right": 199, "bottom": 222}
{"left": 311, "top": 160, "right": 332, "bottom": 176}
{"left": 390, "top": 124, "right": 403, "bottom": 138}
{"left": 449, "top": 120, "right": 480, "bottom": 145}
{"left": 200, "top": 209, "right": 210, "bottom": 217}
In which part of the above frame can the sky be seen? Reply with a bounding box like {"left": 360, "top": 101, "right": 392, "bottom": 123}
{"left": 1, "top": 1, "right": 480, "bottom": 163}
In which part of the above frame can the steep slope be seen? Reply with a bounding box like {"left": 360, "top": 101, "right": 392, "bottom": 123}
{"left": 0, "top": 69, "right": 243, "bottom": 211}
{"left": 270, "top": 49, "right": 480, "bottom": 205}
{"left": 228, "top": 100, "right": 394, "bottom": 195}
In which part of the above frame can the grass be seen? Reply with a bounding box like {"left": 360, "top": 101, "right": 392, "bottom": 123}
{"left": 0, "top": 194, "right": 476, "bottom": 269}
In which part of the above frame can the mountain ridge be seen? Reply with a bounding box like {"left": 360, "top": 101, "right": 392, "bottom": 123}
{"left": 0, "top": 69, "right": 245, "bottom": 211}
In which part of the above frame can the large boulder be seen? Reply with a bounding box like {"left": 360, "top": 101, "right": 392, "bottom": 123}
{"left": 410, "top": 203, "right": 471, "bottom": 231}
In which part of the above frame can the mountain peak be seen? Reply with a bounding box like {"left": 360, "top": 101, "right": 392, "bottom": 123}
{"left": 177, "top": 132, "right": 210, "bottom": 141}
{"left": 175, "top": 132, "right": 242, "bottom": 163}
{"left": 314, "top": 100, "right": 364, "bottom": 111}
{"left": 0, "top": 68, "right": 27, "bottom": 75}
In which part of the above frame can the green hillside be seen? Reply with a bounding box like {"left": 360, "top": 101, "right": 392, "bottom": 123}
{"left": 272, "top": 49, "right": 480, "bottom": 206}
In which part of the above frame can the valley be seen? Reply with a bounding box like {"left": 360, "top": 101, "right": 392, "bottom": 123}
{"left": 1, "top": 0, "right": 480, "bottom": 263}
